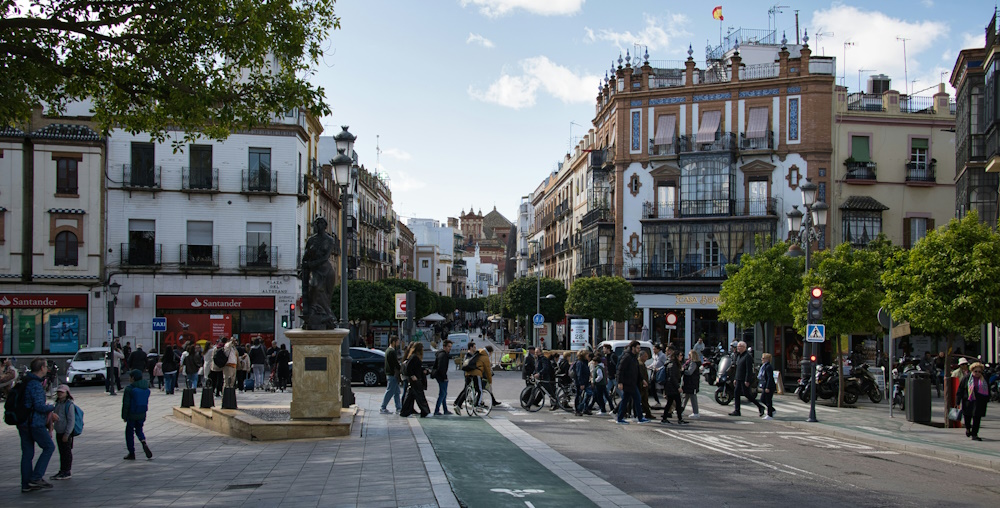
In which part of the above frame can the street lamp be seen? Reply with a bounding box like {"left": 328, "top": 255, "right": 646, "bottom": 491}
{"left": 106, "top": 281, "right": 121, "bottom": 393}
{"left": 785, "top": 178, "right": 828, "bottom": 423}
{"left": 332, "top": 125, "right": 356, "bottom": 409}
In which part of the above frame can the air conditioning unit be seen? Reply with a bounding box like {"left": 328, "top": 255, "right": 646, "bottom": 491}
{"left": 867, "top": 74, "right": 890, "bottom": 94}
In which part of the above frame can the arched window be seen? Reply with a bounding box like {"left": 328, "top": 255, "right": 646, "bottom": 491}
{"left": 55, "top": 231, "right": 79, "bottom": 266}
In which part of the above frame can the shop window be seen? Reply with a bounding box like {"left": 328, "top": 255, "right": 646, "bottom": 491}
{"left": 54, "top": 231, "right": 78, "bottom": 266}
{"left": 56, "top": 157, "right": 79, "bottom": 194}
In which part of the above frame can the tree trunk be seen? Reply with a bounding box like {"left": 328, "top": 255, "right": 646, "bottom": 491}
{"left": 836, "top": 333, "right": 844, "bottom": 408}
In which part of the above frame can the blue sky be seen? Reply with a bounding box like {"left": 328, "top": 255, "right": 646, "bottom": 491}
{"left": 316, "top": 0, "right": 989, "bottom": 224}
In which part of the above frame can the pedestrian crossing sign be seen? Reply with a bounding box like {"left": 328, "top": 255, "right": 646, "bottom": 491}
{"left": 806, "top": 324, "right": 825, "bottom": 343}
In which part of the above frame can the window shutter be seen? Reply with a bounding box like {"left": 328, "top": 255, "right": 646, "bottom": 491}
{"left": 851, "top": 136, "right": 870, "bottom": 161}
{"left": 927, "top": 218, "right": 935, "bottom": 232}
{"left": 903, "top": 218, "right": 912, "bottom": 249}
{"left": 911, "top": 138, "right": 928, "bottom": 149}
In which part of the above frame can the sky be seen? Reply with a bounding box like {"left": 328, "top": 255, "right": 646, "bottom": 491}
{"left": 315, "top": 0, "right": 991, "bottom": 225}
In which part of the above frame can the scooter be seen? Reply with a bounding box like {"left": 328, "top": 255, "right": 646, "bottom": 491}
{"left": 714, "top": 355, "right": 735, "bottom": 405}
{"left": 852, "top": 363, "right": 883, "bottom": 403}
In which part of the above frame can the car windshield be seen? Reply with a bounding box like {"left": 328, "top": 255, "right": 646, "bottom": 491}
{"left": 74, "top": 351, "right": 105, "bottom": 362}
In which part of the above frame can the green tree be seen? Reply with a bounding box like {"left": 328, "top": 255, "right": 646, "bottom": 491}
{"left": 1, "top": 0, "right": 338, "bottom": 143}
{"left": 503, "top": 277, "right": 566, "bottom": 322}
{"left": 882, "top": 212, "right": 1000, "bottom": 422}
{"left": 381, "top": 279, "right": 437, "bottom": 319}
{"left": 719, "top": 238, "right": 802, "bottom": 338}
{"left": 437, "top": 295, "right": 456, "bottom": 317}
{"left": 484, "top": 294, "right": 503, "bottom": 316}
{"left": 565, "top": 276, "right": 636, "bottom": 323}
{"left": 331, "top": 280, "right": 392, "bottom": 325}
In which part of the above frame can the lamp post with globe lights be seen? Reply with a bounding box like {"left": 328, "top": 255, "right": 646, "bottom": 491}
{"left": 331, "top": 126, "right": 357, "bottom": 408}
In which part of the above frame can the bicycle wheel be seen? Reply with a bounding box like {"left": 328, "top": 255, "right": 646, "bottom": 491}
{"left": 465, "top": 388, "right": 478, "bottom": 417}
{"left": 473, "top": 390, "right": 494, "bottom": 417}
{"left": 556, "top": 385, "right": 573, "bottom": 412}
{"left": 520, "top": 385, "right": 535, "bottom": 410}
{"left": 607, "top": 387, "right": 620, "bottom": 412}
{"left": 525, "top": 386, "right": 544, "bottom": 412}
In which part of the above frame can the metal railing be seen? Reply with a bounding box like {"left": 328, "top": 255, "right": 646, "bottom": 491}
{"left": 581, "top": 208, "right": 613, "bottom": 229}
{"left": 631, "top": 261, "right": 728, "bottom": 280}
{"left": 180, "top": 244, "right": 219, "bottom": 268}
{"left": 120, "top": 243, "right": 161, "bottom": 266}
{"left": 123, "top": 164, "right": 161, "bottom": 189}
{"left": 578, "top": 264, "right": 620, "bottom": 278}
{"left": 740, "top": 63, "right": 780, "bottom": 81}
{"left": 589, "top": 148, "right": 609, "bottom": 168}
{"left": 808, "top": 58, "right": 836, "bottom": 75}
{"left": 182, "top": 166, "right": 219, "bottom": 191}
{"left": 845, "top": 161, "right": 877, "bottom": 180}
{"left": 692, "top": 132, "right": 739, "bottom": 152}
{"left": 905, "top": 162, "right": 936, "bottom": 183}
{"left": 643, "top": 198, "right": 778, "bottom": 218}
{"left": 899, "top": 96, "right": 935, "bottom": 114}
{"left": 741, "top": 131, "right": 774, "bottom": 150}
{"left": 242, "top": 170, "right": 278, "bottom": 193}
{"left": 846, "top": 94, "right": 885, "bottom": 112}
{"left": 239, "top": 245, "right": 277, "bottom": 269}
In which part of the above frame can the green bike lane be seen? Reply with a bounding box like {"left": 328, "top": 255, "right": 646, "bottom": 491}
{"left": 418, "top": 415, "right": 600, "bottom": 508}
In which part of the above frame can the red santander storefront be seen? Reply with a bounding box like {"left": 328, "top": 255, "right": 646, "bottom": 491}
{"left": 0, "top": 293, "right": 90, "bottom": 356}
{"left": 155, "top": 295, "right": 275, "bottom": 350}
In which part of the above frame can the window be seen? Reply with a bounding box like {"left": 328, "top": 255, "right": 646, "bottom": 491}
{"left": 248, "top": 148, "right": 272, "bottom": 191}
{"left": 56, "top": 158, "right": 78, "bottom": 194}
{"left": 748, "top": 179, "right": 768, "bottom": 216}
{"left": 128, "top": 219, "right": 156, "bottom": 265}
{"left": 54, "top": 231, "right": 78, "bottom": 266}
{"left": 680, "top": 157, "right": 734, "bottom": 216}
{"left": 842, "top": 211, "right": 883, "bottom": 247}
{"left": 656, "top": 182, "right": 676, "bottom": 218}
{"left": 185, "top": 221, "right": 214, "bottom": 266}
{"left": 188, "top": 145, "right": 213, "bottom": 189}
{"left": 247, "top": 222, "right": 272, "bottom": 267}
{"left": 130, "top": 142, "right": 155, "bottom": 186}
{"left": 422, "top": 260, "right": 429, "bottom": 268}
{"left": 910, "top": 139, "right": 928, "bottom": 167}
{"left": 851, "top": 136, "right": 871, "bottom": 161}
{"left": 904, "top": 218, "right": 934, "bottom": 249}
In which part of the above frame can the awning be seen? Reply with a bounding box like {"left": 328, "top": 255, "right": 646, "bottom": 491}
{"left": 746, "top": 107, "right": 768, "bottom": 139}
{"left": 696, "top": 110, "right": 721, "bottom": 143}
{"left": 653, "top": 115, "right": 676, "bottom": 145}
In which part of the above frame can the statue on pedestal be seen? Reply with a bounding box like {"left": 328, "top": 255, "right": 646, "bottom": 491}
{"left": 299, "top": 216, "right": 337, "bottom": 330}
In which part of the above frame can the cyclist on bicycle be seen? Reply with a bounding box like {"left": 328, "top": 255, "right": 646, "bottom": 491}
{"left": 454, "top": 342, "right": 491, "bottom": 410}
{"left": 533, "top": 348, "right": 557, "bottom": 411}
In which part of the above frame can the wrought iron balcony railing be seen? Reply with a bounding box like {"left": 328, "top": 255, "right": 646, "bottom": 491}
{"left": 182, "top": 166, "right": 219, "bottom": 192}
{"left": 123, "top": 164, "right": 161, "bottom": 189}
{"left": 120, "top": 243, "right": 161, "bottom": 266}
{"left": 240, "top": 245, "right": 278, "bottom": 269}
{"left": 905, "top": 161, "right": 936, "bottom": 183}
{"left": 180, "top": 244, "right": 219, "bottom": 268}
{"left": 242, "top": 170, "right": 278, "bottom": 193}
{"left": 845, "top": 161, "right": 877, "bottom": 181}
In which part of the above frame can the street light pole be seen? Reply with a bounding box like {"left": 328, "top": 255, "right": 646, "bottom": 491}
{"left": 333, "top": 126, "right": 357, "bottom": 409}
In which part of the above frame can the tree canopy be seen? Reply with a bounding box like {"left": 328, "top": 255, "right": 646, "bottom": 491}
{"left": 381, "top": 278, "right": 438, "bottom": 319}
{"left": 1, "top": 0, "right": 338, "bottom": 143}
{"left": 718, "top": 238, "right": 802, "bottom": 328}
{"left": 564, "top": 276, "right": 636, "bottom": 323}
{"left": 503, "top": 277, "right": 567, "bottom": 322}
{"left": 791, "top": 243, "right": 884, "bottom": 338}
{"left": 330, "top": 280, "right": 392, "bottom": 324}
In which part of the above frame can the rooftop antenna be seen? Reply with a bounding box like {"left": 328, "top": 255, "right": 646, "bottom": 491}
{"left": 842, "top": 41, "right": 855, "bottom": 87}
{"left": 896, "top": 36, "right": 911, "bottom": 96}
{"left": 768, "top": 4, "right": 789, "bottom": 34}
{"left": 814, "top": 30, "right": 834, "bottom": 55}
{"left": 859, "top": 68, "right": 875, "bottom": 93}
{"left": 375, "top": 134, "right": 381, "bottom": 177}
{"left": 570, "top": 121, "right": 584, "bottom": 152}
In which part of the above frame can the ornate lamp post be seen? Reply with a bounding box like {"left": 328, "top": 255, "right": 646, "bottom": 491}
{"left": 785, "top": 178, "right": 828, "bottom": 423}
{"left": 332, "top": 126, "right": 357, "bottom": 408}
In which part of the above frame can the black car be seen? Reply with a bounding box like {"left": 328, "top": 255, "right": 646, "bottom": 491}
{"left": 350, "top": 347, "right": 386, "bottom": 387}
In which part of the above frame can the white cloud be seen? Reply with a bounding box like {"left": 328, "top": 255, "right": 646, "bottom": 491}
{"left": 584, "top": 13, "right": 690, "bottom": 53}
{"left": 382, "top": 148, "right": 412, "bottom": 161}
{"left": 468, "top": 56, "right": 600, "bottom": 109}
{"left": 460, "top": 0, "right": 584, "bottom": 18}
{"left": 809, "top": 5, "right": 947, "bottom": 93}
{"left": 383, "top": 168, "right": 426, "bottom": 193}
{"left": 921, "top": 0, "right": 934, "bottom": 6}
{"left": 466, "top": 33, "right": 495, "bottom": 48}
{"left": 960, "top": 31, "right": 983, "bottom": 50}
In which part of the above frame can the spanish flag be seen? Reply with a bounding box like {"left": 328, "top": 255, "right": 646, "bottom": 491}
{"left": 713, "top": 6, "right": 723, "bottom": 21}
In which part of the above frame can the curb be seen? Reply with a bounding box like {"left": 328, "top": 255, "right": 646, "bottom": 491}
{"left": 779, "top": 418, "right": 1000, "bottom": 473}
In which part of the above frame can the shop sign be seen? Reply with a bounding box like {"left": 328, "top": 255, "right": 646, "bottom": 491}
{"left": 570, "top": 319, "right": 589, "bottom": 351}
{"left": 673, "top": 294, "right": 721, "bottom": 306}
{"left": 156, "top": 295, "right": 274, "bottom": 310}
{"left": 0, "top": 293, "right": 88, "bottom": 308}
{"left": 260, "top": 279, "right": 291, "bottom": 295}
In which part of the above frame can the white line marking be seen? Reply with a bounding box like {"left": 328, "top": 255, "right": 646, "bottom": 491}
{"left": 655, "top": 428, "right": 809, "bottom": 477}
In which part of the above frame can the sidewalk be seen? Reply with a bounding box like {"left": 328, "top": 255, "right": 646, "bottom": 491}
{"left": 768, "top": 392, "right": 1000, "bottom": 472}
{"left": 0, "top": 385, "right": 457, "bottom": 507}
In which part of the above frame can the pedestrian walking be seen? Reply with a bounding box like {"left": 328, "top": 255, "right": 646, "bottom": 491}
{"left": 400, "top": 343, "right": 431, "bottom": 418}
{"left": 205, "top": 341, "right": 223, "bottom": 396}
{"left": 50, "top": 384, "right": 76, "bottom": 480}
{"left": 660, "top": 350, "right": 687, "bottom": 424}
{"left": 729, "top": 341, "right": 765, "bottom": 417}
{"left": 651, "top": 344, "right": 667, "bottom": 407}
{"left": 681, "top": 349, "right": 701, "bottom": 419}
{"left": 127, "top": 345, "right": 147, "bottom": 379}
{"left": 161, "top": 345, "right": 178, "bottom": 395}
{"left": 122, "top": 369, "right": 153, "bottom": 460}
{"left": 522, "top": 346, "right": 536, "bottom": 386}
{"left": 638, "top": 351, "right": 655, "bottom": 420}
{"left": 183, "top": 345, "right": 202, "bottom": 391}
{"left": 222, "top": 338, "right": 238, "bottom": 389}
{"left": 574, "top": 351, "right": 593, "bottom": 416}
{"left": 237, "top": 347, "right": 251, "bottom": 391}
{"left": 274, "top": 344, "right": 291, "bottom": 391}
{"left": 616, "top": 341, "right": 649, "bottom": 424}
{"left": 958, "top": 362, "right": 990, "bottom": 441}
{"left": 380, "top": 336, "right": 402, "bottom": 414}
{"left": 759, "top": 353, "right": 776, "bottom": 419}
{"left": 17, "top": 358, "right": 57, "bottom": 493}
{"left": 432, "top": 340, "right": 453, "bottom": 415}
{"left": 250, "top": 338, "right": 267, "bottom": 388}
{"left": 604, "top": 344, "right": 618, "bottom": 403}
{"left": 589, "top": 353, "right": 608, "bottom": 414}
{"left": 106, "top": 345, "right": 124, "bottom": 395}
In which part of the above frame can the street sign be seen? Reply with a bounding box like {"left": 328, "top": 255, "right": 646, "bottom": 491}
{"left": 806, "top": 324, "right": 825, "bottom": 343}
{"left": 665, "top": 312, "right": 678, "bottom": 326}
{"left": 891, "top": 322, "right": 911, "bottom": 339}
{"left": 395, "top": 293, "right": 407, "bottom": 320}
{"left": 665, "top": 325, "right": 677, "bottom": 330}
{"left": 152, "top": 317, "right": 167, "bottom": 332}
{"left": 533, "top": 313, "right": 544, "bottom": 326}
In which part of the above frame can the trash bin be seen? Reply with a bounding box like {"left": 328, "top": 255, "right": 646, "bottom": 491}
{"left": 905, "top": 372, "right": 932, "bottom": 423}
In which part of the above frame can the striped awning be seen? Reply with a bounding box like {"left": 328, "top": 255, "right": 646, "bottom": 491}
{"left": 746, "top": 107, "right": 769, "bottom": 139}
{"left": 653, "top": 115, "right": 676, "bottom": 145}
{"left": 696, "top": 110, "right": 722, "bottom": 143}
{"left": 47, "top": 208, "right": 86, "bottom": 214}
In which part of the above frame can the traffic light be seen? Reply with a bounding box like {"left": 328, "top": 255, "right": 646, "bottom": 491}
{"left": 808, "top": 286, "right": 823, "bottom": 322}
{"left": 281, "top": 315, "right": 289, "bottom": 328}
{"left": 810, "top": 354, "right": 817, "bottom": 363}
{"left": 289, "top": 303, "right": 296, "bottom": 327}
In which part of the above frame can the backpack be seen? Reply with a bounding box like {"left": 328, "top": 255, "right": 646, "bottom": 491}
{"left": 569, "top": 361, "right": 579, "bottom": 381}
{"left": 70, "top": 402, "right": 84, "bottom": 437}
{"left": 461, "top": 354, "right": 478, "bottom": 372}
{"left": 3, "top": 383, "right": 30, "bottom": 426}
{"left": 129, "top": 386, "right": 151, "bottom": 415}
{"left": 213, "top": 348, "right": 228, "bottom": 368}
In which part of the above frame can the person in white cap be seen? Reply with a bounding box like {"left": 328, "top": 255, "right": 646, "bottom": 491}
{"left": 952, "top": 357, "right": 970, "bottom": 378}
{"left": 51, "top": 385, "right": 76, "bottom": 480}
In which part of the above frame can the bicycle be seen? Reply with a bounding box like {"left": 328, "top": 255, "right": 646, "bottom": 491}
{"left": 463, "top": 380, "right": 494, "bottom": 417}
{"left": 520, "top": 377, "right": 566, "bottom": 412}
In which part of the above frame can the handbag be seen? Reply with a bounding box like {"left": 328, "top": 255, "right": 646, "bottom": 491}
{"left": 461, "top": 355, "right": 477, "bottom": 372}
{"left": 948, "top": 407, "right": 962, "bottom": 422}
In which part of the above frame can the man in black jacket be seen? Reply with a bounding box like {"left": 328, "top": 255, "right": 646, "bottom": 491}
{"left": 616, "top": 341, "right": 650, "bottom": 424}
{"left": 730, "top": 341, "right": 765, "bottom": 417}
{"left": 660, "top": 350, "right": 687, "bottom": 424}
{"left": 533, "top": 348, "right": 557, "bottom": 410}
{"left": 379, "top": 337, "right": 402, "bottom": 414}
{"left": 432, "top": 340, "right": 453, "bottom": 415}
{"left": 128, "top": 345, "right": 147, "bottom": 378}
{"left": 522, "top": 347, "right": 536, "bottom": 386}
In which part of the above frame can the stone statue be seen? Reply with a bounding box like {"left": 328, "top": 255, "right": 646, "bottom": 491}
{"left": 299, "top": 216, "right": 337, "bottom": 330}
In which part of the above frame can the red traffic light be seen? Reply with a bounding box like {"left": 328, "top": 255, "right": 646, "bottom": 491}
{"left": 290, "top": 303, "right": 295, "bottom": 311}
{"left": 810, "top": 287, "right": 823, "bottom": 298}
{"left": 810, "top": 355, "right": 817, "bottom": 362}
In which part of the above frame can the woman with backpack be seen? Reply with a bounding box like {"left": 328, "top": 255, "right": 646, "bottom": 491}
{"left": 50, "top": 384, "right": 76, "bottom": 480}
{"left": 589, "top": 353, "right": 608, "bottom": 414}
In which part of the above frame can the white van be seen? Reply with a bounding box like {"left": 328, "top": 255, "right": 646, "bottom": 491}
{"left": 596, "top": 340, "right": 655, "bottom": 362}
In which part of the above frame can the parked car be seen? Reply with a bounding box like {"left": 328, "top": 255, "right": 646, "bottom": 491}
{"left": 596, "top": 340, "right": 654, "bottom": 362}
{"left": 350, "top": 347, "right": 386, "bottom": 387}
{"left": 66, "top": 347, "right": 109, "bottom": 386}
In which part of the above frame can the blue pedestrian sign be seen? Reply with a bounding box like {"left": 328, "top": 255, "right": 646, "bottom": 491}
{"left": 806, "top": 324, "right": 826, "bottom": 343}
{"left": 152, "top": 317, "right": 167, "bottom": 332}
{"left": 533, "top": 313, "right": 544, "bottom": 326}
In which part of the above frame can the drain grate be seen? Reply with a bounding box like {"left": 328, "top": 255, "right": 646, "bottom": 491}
{"left": 225, "top": 483, "right": 264, "bottom": 490}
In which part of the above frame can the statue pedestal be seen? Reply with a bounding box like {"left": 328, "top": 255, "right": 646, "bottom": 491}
{"left": 285, "top": 328, "right": 348, "bottom": 419}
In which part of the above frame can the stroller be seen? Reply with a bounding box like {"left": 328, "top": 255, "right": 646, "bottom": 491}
{"left": 260, "top": 366, "right": 278, "bottom": 393}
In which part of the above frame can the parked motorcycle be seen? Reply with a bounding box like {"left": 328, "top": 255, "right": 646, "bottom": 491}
{"left": 852, "top": 363, "right": 883, "bottom": 403}
{"left": 702, "top": 345, "right": 724, "bottom": 385}
{"left": 714, "top": 355, "right": 735, "bottom": 405}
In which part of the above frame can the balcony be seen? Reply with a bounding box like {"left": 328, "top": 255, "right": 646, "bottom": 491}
{"left": 589, "top": 148, "right": 610, "bottom": 169}
{"left": 181, "top": 167, "right": 219, "bottom": 193}
{"left": 739, "top": 62, "right": 780, "bottom": 81}
{"left": 242, "top": 170, "right": 278, "bottom": 194}
{"left": 297, "top": 174, "right": 309, "bottom": 202}
{"left": 899, "top": 96, "right": 936, "bottom": 114}
{"left": 845, "top": 161, "right": 877, "bottom": 182}
{"left": 630, "top": 261, "right": 728, "bottom": 280}
{"left": 120, "top": 243, "right": 161, "bottom": 267}
{"left": 453, "top": 267, "right": 468, "bottom": 278}
{"left": 846, "top": 94, "right": 885, "bottom": 112}
{"left": 905, "top": 161, "right": 936, "bottom": 184}
{"left": 740, "top": 131, "right": 774, "bottom": 151}
{"left": 239, "top": 245, "right": 278, "bottom": 270}
{"left": 643, "top": 198, "right": 778, "bottom": 219}
{"left": 123, "top": 164, "right": 161, "bottom": 190}
{"left": 581, "top": 208, "right": 613, "bottom": 229}
{"left": 554, "top": 240, "right": 568, "bottom": 255}
{"left": 690, "top": 132, "right": 739, "bottom": 153}
{"left": 577, "top": 264, "right": 620, "bottom": 278}
{"left": 180, "top": 244, "right": 219, "bottom": 269}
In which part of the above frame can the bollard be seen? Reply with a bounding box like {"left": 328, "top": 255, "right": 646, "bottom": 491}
{"left": 180, "top": 388, "right": 196, "bottom": 408}
{"left": 200, "top": 379, "right": 215, "bottom": 409}
{"left": 221, "top": 387, "right": 238, "bottom": 409}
